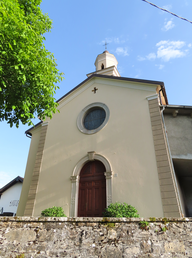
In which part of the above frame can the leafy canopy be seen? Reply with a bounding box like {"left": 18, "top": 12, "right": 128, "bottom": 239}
{"left": 0, "top": 0, "right": 63, "bottom": 127}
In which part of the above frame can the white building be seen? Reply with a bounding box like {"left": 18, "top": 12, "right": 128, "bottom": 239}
{"left": 0, "top": 176, "right": 23, "bottom": 216}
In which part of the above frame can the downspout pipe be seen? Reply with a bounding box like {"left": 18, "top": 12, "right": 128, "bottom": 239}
{"left": 161, "top": 106, "right": 184, "bottom": 216}
{"left": 159, "top": 89, "right": 162, "bottom": 105}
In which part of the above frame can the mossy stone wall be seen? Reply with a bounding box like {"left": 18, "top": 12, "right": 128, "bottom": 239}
{"left": 0, "top": 217, "right": 191, "bottom": 258}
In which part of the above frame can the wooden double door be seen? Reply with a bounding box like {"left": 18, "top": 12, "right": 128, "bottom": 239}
{"left": 78, "top": 160, "right": 106, "bottom": 217}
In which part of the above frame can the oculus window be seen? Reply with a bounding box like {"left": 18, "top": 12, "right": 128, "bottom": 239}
{"left": 84, "top": 108, "right": 106, "bottom": 130}
{"left": 77, "top": 102, "right": 110, "bottom": 134}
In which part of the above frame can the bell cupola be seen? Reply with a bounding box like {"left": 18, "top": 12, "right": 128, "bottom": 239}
{"left": 87, "top": 51, "right": 120, "bottom": 77}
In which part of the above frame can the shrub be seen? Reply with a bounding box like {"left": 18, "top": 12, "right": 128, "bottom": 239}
{"left": 41, "top": 206, "right": 67, "bottom": 217}
{"left": 103, "top": 202, "right": 139, "bottom": 218}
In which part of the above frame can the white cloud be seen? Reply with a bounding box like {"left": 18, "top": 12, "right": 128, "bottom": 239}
{"left": 0, "top": 171, "right": 12, "bottom": 188}
{"left": 100, "top": 37, "right": 126, "bottom": 45}
{"left": 137, "top": 53, "right": 156, "bottom": 61}
{"left": 101, "top": 38, "right": 112, "bottom": 45}
{"left": 137, "top": 40, "right": 188, "bottom": 66}
{"left": 162, "top": 20, "right": 175, "bottom": 31}
{"left": 155, "top": 64, "right": 164, "bottom": 70}
{"left": 117, "top": 66, "right": 124, "bottom": 75}
{"left": 134, "top": 74, "right": 139, "bottom": 79}
{"left": 114, "top": 38, "right": 120, "bottom": 44}
{"left": 162, "top": 5, "right": 172, "bottom": 11}
{"left": 137, "top": 55, "right": 146, "bottom": 61}
{"left": 159, "top": 64, "right": 164, "bottom": 69}
{"left": 114, "top": 38, "right": 125, "bottom": 44}
{"left": 156, "top": 40, "right": 186, "bottom": 61}
{"left": 115, "top": 47, "right": 129, "bottom": 56}
{"left": 146, "top": 53, "right": 156, "bottom": 60}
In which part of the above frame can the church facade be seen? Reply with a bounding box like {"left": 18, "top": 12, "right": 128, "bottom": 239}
{"left": 17, "top": 51, "right": 191, "bottom": 218}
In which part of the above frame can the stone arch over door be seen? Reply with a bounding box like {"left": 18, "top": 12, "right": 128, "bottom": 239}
{"left": 70, "top": 152, "right": 112, "bottom": 217}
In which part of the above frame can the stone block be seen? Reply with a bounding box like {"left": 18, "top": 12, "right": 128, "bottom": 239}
{"left": 101, "top": 246, "right": 122, "bottom": 258}
{"left": 164, "top": 240, "right": 185, "bottom": 253}
{"left": 108, "top": 229, "right": 117, "bottom": 239}
{"left": 5, "top": 229, "right": 36, "bottom": 242}
{"left": 125, "top": 246, "right": 140, "bottom": 255}
{"left": 140, "top": 239, "right": 152, "bottom": 253}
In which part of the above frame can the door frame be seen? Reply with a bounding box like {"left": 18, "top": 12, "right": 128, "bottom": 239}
{"left": 70, "top": 152, "right": 112, "bottom": 217}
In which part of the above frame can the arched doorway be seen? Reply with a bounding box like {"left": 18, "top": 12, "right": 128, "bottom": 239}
{"left": 78, "top": 160, "right": 106, "bottom": 217}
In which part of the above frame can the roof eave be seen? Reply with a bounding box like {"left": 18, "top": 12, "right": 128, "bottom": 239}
{"left": 57, "top": 74, "right": 165, "bottom": 104}
{"left": 25, "top": 121, "right": 42, "bottom": 137}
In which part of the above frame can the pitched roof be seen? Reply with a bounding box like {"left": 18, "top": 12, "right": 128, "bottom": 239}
{"left": 0, "top": 176, "right": 23, "bottom": 195}
{"left": 25, "top": 74, "right": 167, "bottom": 136}
{"left": 56, "top": 74, "right": 166, "bottom": 103}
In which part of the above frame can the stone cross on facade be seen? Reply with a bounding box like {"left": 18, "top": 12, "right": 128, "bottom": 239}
{"left": 92, "top": 87, "right": 98, "bottom": 94}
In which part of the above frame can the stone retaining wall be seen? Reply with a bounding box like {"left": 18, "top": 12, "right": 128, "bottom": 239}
{"left": 0, "top": 217, "right": 192, "bottom": 258}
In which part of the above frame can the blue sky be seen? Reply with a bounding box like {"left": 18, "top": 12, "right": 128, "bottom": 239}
{"left": 1, "top": 0, "right": 192, "bottom": 187}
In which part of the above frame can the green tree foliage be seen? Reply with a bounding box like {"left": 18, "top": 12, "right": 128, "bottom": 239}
{"left": 41, "top": 206, "right": 67, "bottom": 217}
{"left": 103, "top": 202, "right": 140, "bottom": 218}
{"left": 0, "top": 0, "right": 63, "bottom": 127}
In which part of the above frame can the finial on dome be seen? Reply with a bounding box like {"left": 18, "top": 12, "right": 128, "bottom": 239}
{"left": 103, "top": 41, "right": 109, "bottom": 51}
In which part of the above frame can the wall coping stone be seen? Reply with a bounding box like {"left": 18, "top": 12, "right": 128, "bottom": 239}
{"left": 0, "top": 216, "right": 190, "bottom": 223}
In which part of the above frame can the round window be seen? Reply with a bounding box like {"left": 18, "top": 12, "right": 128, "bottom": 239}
{"left": 77, "top": 102, "right": 110, "bottom": 134}
{"left": 84, "top": 108, "right": 106, "bottom": 130}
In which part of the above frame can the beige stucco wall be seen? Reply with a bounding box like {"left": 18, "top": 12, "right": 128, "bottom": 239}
{"left": 24, "top": 77, "right": 164, "bottom": 217}
{"left": 17, "top": 127, "right": 41, "bottom": 216}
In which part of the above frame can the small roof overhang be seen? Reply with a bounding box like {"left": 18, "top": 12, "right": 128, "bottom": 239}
{"left": 161, "top": 105, "right": 192, "bottom": 116}
{"left": 0, "top": 176, "right": 23, "bottom": 196}
{"left": 86, "top": 66, "right": 120, "bottom": 77}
